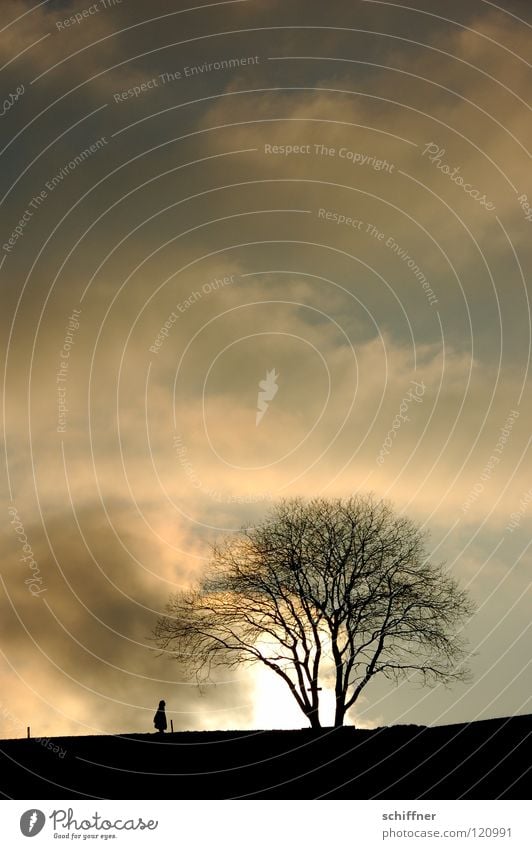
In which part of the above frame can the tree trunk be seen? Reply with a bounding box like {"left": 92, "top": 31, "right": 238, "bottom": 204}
{"left": 333, "top": 697, "right": 346, "bottom": 727}
{"left": 307, "top": 706, "right": 321, "bottom": 729}
{"left": 331, "top": 633, "right": 345, "bottom": 727}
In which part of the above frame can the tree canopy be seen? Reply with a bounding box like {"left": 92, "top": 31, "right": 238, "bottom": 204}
{"left": 154, "top": 495, "right": 474, "bottom": 727}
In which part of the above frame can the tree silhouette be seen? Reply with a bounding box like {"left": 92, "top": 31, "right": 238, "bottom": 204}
{"left": 154, "top": 496, "right": 474, "bottom": 728}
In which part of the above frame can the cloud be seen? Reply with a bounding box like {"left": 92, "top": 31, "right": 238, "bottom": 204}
{"left": 0, "top": 502, "right": 255, "bottom": 737}
{"left": 2, "top": 0, "right": 532, "bottom": 737}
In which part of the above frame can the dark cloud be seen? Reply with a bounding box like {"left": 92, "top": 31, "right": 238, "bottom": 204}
{"left": 2, "top": 0, "right": 531, "bottom": 735}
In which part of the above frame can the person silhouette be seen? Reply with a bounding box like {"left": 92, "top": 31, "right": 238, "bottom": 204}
{"left": 153, "top": 699, "right": 167, "bottom": 734}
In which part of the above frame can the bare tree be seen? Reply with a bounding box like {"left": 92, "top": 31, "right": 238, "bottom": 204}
{"left": 154, "top": 496, "right": 474, "bottom": 728}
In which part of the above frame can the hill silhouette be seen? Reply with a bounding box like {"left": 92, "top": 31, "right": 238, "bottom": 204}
{"left": 1, "top": 715, "right": 530, "bottom": 799}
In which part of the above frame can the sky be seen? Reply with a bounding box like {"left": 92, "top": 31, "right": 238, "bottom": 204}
{"left": 1, "top": 0, "right": 531, "bottom": 738}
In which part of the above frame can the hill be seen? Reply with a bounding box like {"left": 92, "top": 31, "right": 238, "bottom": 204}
{"left": 1, "top": 715, "right": 530, "bottom": 799}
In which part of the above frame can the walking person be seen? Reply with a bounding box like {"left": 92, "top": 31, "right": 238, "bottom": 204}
{"left": 153, "top": 699, "right": 167, "bottom": 734}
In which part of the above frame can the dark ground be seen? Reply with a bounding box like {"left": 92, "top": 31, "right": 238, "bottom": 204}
{"left": 1, "top": 715, "right": 530, "bottom": 799}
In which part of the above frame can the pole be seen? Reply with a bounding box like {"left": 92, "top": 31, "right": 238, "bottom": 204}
{"left": 27, "top": 726, "right": 30, "bottom": 739}
{"left": 170, "top": 719, "right": 174, "bottom": 733}
{"left": 306, "top": 687, "right": 322, "bottom": 729}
